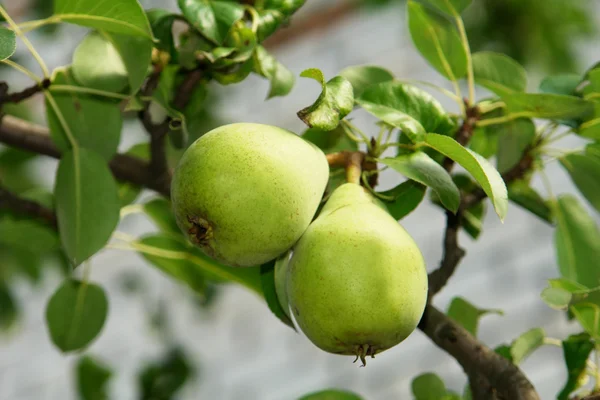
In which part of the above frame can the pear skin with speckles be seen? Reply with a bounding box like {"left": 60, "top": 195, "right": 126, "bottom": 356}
{"left": 171, "top": 123, "right": 329, "bottom": 267}
{"left": 287, "top": 183, "right": 427, "bottom": 362}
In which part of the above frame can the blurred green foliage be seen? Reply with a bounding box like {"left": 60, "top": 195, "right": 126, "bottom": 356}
{"left": 363, "top": 0, "right": 597, "bottom": 73}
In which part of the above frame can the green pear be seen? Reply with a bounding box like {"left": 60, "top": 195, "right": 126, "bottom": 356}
{"left": 171, "top": 123, "right": 329, "bottom": 267}
{"left": 287, "top": 183, "right": 428, "bottom": 362}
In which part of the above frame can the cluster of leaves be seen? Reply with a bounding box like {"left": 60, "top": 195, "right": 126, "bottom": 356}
{"left": 2, "top": 0, "right": 600, "bottom": 399}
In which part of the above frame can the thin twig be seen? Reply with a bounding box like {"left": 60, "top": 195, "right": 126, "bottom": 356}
{"left": 0, "top": 79, "right": 50, "bottom": 104}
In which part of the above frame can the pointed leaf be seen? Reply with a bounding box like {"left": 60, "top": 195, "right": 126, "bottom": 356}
{"left": 143, "top": 198, "right": 180, "bottom": 234}
{"left": 178, "top": 0, "right": 244, "bottom": 45}
{"left": 502, "top": 93, "right": 594, "bottom": 120}
{"left": 425, "top": 133, "right": 508, "bottom": 220}
{"left": 541, "top": 287, "right": 573, "bottom": 310}
{"left": 253, "top": 45, "right": 294, "bottom": 98}
{"left": 339, "top": 65, "right": 394, "bottom": 97}
{"left": 407, "top": 1, "right": 467, "bottom": 81}
{"left": 135, "top": 233, "right": 263, "bottom": 295}
{"left": 554, "top": 195, "right": 600, "bottom": 288}
{"left": 53, "top": 0, "right": 152, "bottom": 38}
{"left": 138, "top": 234, "right": 206, "bottom": 295}
{"left": 356, "top": 81, "right": 455, "bottom": 141}
{"left": 147, "top": 9, "right": 177, "bottom": 57}
{"left": 507, "top": 181, "right": 553, "bottom": 223}
{"left": 378, "top": 180, "right": 426, "bottom": 220}
{"left": 47, "top": 68, "right": 122, "bottom": 161}
{"left": 557, "top": 333, "right": 594, "bottom": 400}
{"left": 302, "top": 124, "right": 358, "bottom": 153}
{"left": 446, "top": 297, "right": 502, "bottom": 337}
{"left": 421, "top": 0, "right": 471, "bottom": 15}
{"left": 496, "top": 118, "right": 535, "bottom": 173}
{"left": 77, "top": 355, "right": 112, "bottom": 400}
{"left": 46, "top": 279, "right": 108, "bottom": 352}
{"left": 539, "top": 74, "right": 581, "bottom": 96}
{"left": 260, "top": 255, "right": 295, "bottom": 330}
{"left": 0, "top": 27, "right": 16, "bottom": 61}
{"left": 571, "top": 304, "right": 600, "bottom": 340}
{"left": 560, "top": 154, "right": 600, "bottom": 213}
{"left": 254, "top": 0, "right": 305, "bottom": 42}
{"left": 510, "top": 328, "right": 545, "bottom": 365}
{"left": 55, "top": 149, "right": 120, "bottom": 266}
{"left": 297, "top": 68, "right": 354, "bottom": 131}
{"left": 380, "top": 152, "right": 460, "bottom": 213}
{"left": 472, "top": 51, "right": 527, "bottom": 95}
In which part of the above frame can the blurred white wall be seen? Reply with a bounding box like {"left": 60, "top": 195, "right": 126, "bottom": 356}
{"left": 1, "top": 1, "right": 600, "bottom": 399}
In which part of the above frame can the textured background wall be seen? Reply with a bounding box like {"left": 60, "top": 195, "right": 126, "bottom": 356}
{"left": 1, "top": 1, "right": 600, "bottom": 399}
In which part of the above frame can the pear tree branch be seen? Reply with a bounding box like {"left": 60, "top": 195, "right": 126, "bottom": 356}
{"left": 0, "top": 184, "right": 57, "bottom": 228}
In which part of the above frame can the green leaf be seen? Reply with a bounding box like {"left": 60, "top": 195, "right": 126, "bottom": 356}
{"left": 446, "top": 297, "right": 502, "bottom": 337}
{"left": 507, "top": 181, "right": 553, "bottom": 223}
{"left": 72, "top": 31, "right": 128, "bottom": 93}
{"left": 380, "top": 152, "right": 460, "bottom": 213}
{"left": 253, "top": 45, "right": 295, "bottom": 98}
{"left": 472, "top": 51, "right": 527, "bottom": 95}
{"left": 578, "top": 103, "right": 600, "bottom": 140}
{"left": 297, "top": 68, "right": 354, "bottom": 131}
{"left": 557, "top": 333, "right": 594, "bottom": 400}
{"left": 134, "top": 233, "right": 263, "bottom": 295}
{"left": 55, "top": 148, "right": 120, "bottom": 266}
{"left": 469, "top": 127, "right": 498, "bottom": 159}
{"left": 560, "top": 154, "right": 600, "bottom": 213}
{"left": 178, "top": 0, "right": 244, "bottom": 45}
{"left": 102, "top": 31, "right": 152, "bottom": 95}
{"left": 47, "top": 67, "right": 122, "bottom": 161}
{"left": 496, "top": 118, "right": 535, "bottom": 173}
{"left": 298, "top": 389, "right": 363, "bottom": 400}
{"left": 425, "top": 133, "right": 508, "bottom": 220}
{"left": 554, "top": 195, "right": 600, "bottom": 288}
{"left": 46, "top": 279, "right": 108, "bottom": 352}
{"left": 510, "top": 328, "right": 545, "bottom": 365}
{"left": 338, "top": 65, "right": 394, "bottom": 97}
{"left": 0, "top": 27, "right": 16, "bottom": 61}
{"left": 143, "top": 198, "right": 180, "bottom": 234}
{"left": 356, "top": 81, "right": 455, "bottom": 141}
{"left": 407, "top": 1, "right": 467, "bottom": 81}
{"left": 76, "top": 355, "right": 112, "bottom": 400}
{"left": 0, "top": 283, "right": 18, "bottom": 331}
{"left": 302, "top": 125, "right": 358, "bottom": 154}
{"left": 53, "top": 0, "right": 152, "bottom": 38}
{"left": 274, "top": 250, "right": 291, "bottom": 319}
{"left": 586, "top": 142, "right": 600, "bottom": 160}
{"left": 147, "top": 9, "right": 177, "bottom": 57}
{"left": 502, "top": 93, "right": 594, "bottom": 120}
{"left": 139, "top": 347, "right": 192, "bottom": 400}
{"left": 138, "top": 234, "right": 206, "bottom": 295}
{"left": 539, "top": 74, "right": 581, "bottom": 96}
{"left": 462, "top": 201, "right": 485, "bottom": 239}
{"left": 411, "top": 373, "right": 448, "bottom": 400}
{"left": 541, "top": 287, "right": 573, "bottom": 310}
{"left": 0, "top": 217, "right": 59, "bottom": 253}
{"left": 571, "top": 304, "right": 600, "bottom": 339}
{"left": 254, "top": 0, "right": 305, "bottom": 42}
{"left": 260, "top": 255, "right": 295, "bottom": 330}
{"left": 378, "top": 181, "right": 426, "bottom": 220}
{"left": 421, "top": 0, "right": 471, "bottom": 16}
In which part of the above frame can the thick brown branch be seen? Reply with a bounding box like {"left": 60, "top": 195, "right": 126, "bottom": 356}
{"left": 419, "top": 305, "right": 540, "bottom": 400}
{"left": 0, "top": 115, "right": 170, "bottom": 196}
{"left": 427, "top": 211, "right": 465, "bottom": 299}
{"left": 0, "top": 185, "right": 57, "bottom": 229}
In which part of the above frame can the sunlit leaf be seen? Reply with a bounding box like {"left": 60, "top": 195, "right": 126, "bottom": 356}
{"left": 472, "top": 51, "right": 527, "bottom": 95}
{"left": 339, "top": 65, "right": 394, "bottom": 97}
{"left": 253, "top": 45, "right": 294, "bottom": 98}
{"left": 178, "top": 0, "right": 244, "bottom": 45}
{"left": 407, "top": 1, "right": 467, "bottom": 81}
{"left": 54, "top": 0, "right": 152, "bottom": 38}
{"left": 0, "top": 27, "right": 16, "bottom": 61}
{"left": 297, "top": 68, "right": 354, "bottom": 131}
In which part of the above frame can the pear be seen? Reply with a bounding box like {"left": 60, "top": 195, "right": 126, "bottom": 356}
{"left": 171, "top": 123, "right": 329, "bottom": 267}
{"left": 287, "top": 183, "right": 428, "bottom": 362}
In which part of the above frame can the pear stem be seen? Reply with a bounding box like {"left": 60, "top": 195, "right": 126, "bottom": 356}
{"left": 345, "top": 152, "right": 364, "bottom": 185}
